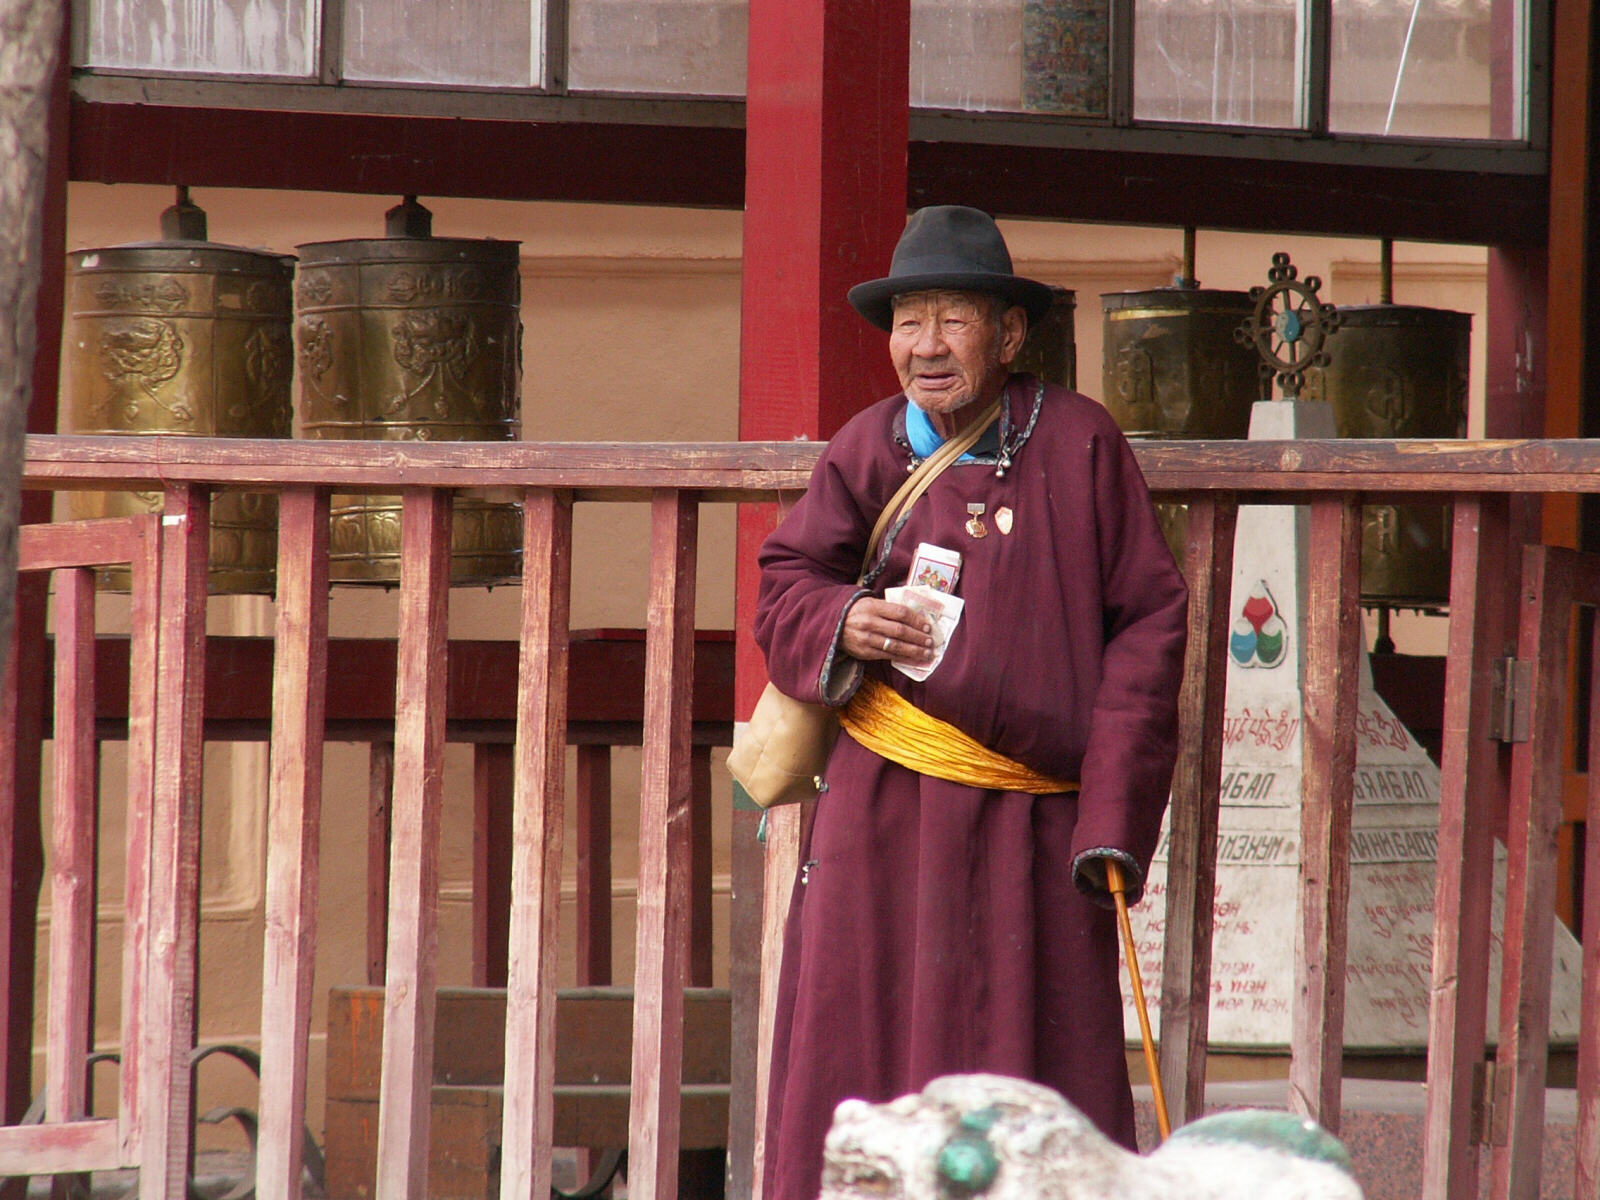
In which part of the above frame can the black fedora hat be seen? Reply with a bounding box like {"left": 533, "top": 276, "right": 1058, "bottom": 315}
{"left": 848, "top": 205, "right": 1055, "bottom": 332}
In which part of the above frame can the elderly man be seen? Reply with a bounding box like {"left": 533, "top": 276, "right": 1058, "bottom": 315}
{"left": 753, "top": 206, "right": 1188, "bottom": 1200}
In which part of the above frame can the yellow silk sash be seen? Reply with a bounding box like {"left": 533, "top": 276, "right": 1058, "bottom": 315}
{"left": 838, "top": 677, "right": 1078, "bottom": 795}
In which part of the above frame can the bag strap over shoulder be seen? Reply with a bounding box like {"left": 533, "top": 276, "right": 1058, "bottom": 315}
{"left": 859, "top": 396, "right": 1003, "bottom": 581}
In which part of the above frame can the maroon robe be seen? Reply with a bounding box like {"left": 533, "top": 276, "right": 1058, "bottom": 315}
{"left": 754, "top": 374, "right": 1188, "bottom": 1200}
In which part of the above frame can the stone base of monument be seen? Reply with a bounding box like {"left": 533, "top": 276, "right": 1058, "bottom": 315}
{"left": 1133, "top": 1079, "right": 1578, "bottom": 1199}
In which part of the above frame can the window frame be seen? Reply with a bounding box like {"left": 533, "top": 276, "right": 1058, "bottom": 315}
{"left": 67, "top": 0, "right": 1549, "bottom": 176}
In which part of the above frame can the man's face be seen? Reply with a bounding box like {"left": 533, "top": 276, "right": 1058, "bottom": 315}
{"left": 889, "top": 291, "right": 1027, "bottom": 416}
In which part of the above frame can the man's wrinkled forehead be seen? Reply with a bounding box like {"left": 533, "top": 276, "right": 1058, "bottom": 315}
{"left": 889, "top": 289, "right": 1002, "bottom": 318}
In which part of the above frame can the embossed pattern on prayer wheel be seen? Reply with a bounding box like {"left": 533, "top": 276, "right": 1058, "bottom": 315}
{"left": 1101, "top": 288, "right": 1259, "bottom": 565}
{"left": 61, "top": 242, "right": 294, "bottom": 593}
{"left": 294, "top": 235, "right": 523, "bottom": 584}
{"left": 1012, "top": 286, "right": 1076, "bottom": 389}
{"left": 1303, "top": 304, "right": 1470, "bottom": 608}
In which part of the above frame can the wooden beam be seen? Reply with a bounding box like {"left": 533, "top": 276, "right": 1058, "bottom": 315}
{"left": 1289, "top": 495, "right": 1361, "bottom": 1131}
{"left": 909, "top": 140, "right": 1545, "bottom": 246}
{"left": 61, "top": 99, "right": 1548, "bottom": 245}
{"left": 256, "top": 488, "right": 332, "bottom": 1200}
{"left": 17, "top": 517, "right": 145, "bottom": 572}
{"left": 628, "top": 491, "right": 699, "bottom": 1200}
{"left": 139, "top": 484, "right": 210, "bottom": 1200}
{"left": 46, "top": 433, "right": 1600, "bottom": 496}
{"left": 69, "top": 101, "right": 747, "bottom": 208}
{"left": 1157, "top": 496, "right": 1236, "bottom": 1124}
{"left": 1421, "top": 494, "right": 1514, "bottom": 1197}
{"left": 374, "top": 488, "right": 453, "bottom": 1200}
{"left": 0, "top": 1118, "right": 119, "bottom": 1176}
{"left": 497, "top": 489, "right": 573, "bottom": 1200}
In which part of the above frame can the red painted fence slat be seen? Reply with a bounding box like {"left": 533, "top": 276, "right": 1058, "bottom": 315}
{"left": 628, "top": 490, "right": 700, "bottom": 1200}
{"left": 45, "top": 567, "right": 96, "bottom": 1126}
{"left": 256, "top": 488, "right": 332, "bottom": 1200}
{"left": 1422, "top": 494, "right": 1513, "bottom": 1197}
{"left": 1289, "top": 495, "right": 1362, "bottom": 1131}
{"left": 374, "top": 488, "right": 454, "bottom": 1200}
{"left": 1576, "top": 608, "right": 1600, "bottom": 1196}
{"left": 1159, "top": 496, "right": 1237, "bottom": 1124}
{"left": 46, "top": 569, "right": 96, "bottom": 1132}
{"left": 118, "top": 514, "right": 161, "bottom": 1163}
{"left": 1489, "top": 547, "right": 1597, "bottom": 1199}
{"left": 575, "top": 744, "right": 614, "bottom": 988}
{"left": 498, "top": 489, "right": 574, "bottom": 1200}
{"left": 138, "top": 485, "right": 210, "bottom": 1200}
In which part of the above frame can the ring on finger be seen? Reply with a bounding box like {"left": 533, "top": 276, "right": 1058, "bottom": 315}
{"left": 882, "top": 635, "right": 893, "bottom": 652}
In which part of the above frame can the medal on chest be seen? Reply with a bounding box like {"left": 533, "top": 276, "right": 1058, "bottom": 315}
{"left": 995, "top": 506, "right": 1013, "bottom": 535}
{"left": 965, "top": 502, "right": 988, "bottom": 539}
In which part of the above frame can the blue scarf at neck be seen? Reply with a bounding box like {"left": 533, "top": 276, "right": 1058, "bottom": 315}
{"left": 905, "top": 401, "right": 980, "bottom": 461}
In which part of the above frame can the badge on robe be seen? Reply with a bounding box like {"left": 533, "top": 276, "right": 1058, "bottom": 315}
{"left": 995, "top": 506, "right": 1014, "bottom": 535}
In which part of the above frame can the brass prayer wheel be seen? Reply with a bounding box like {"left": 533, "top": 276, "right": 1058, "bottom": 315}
{"left": 1303, "top": 304, "right": 1470, "bottom": 608}
{"left": 295, "top": 198, "right": 522, "bottom": 584}
{"left": 1100, "top": 288, "right": 1260, "bottom": 564}
{"left": 1012, "top": 285, "right": 1076, "bottom": 389}
{"left": 60, "top": 192, "right": 293, "bottom": 593}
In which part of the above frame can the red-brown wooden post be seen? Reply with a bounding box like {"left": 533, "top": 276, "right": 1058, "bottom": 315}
{"left": 1489, "top": 546, "right": 1578, "bottom": 1200}
{"left": 367, "top": 741, "right": 394, "bottom": 987}
{"left": 374, "top": 488, "right": 453, "bottom": 1200}
{"left": 1158, "top": 495, "right": 1237, "bottom": 1124}
{"left": 473, "top": 742, "right": 515, "bottom": 988}
{"left": 118, "top": 515, "right": 161, "bottom": 1164}
{"left": 1577, "top": 608, "right": 1600, "bottom": 1196}
{"left": 738, "top": 0, "right": 908, "bottom": 1186}
{"left": 575, "top": 744, "right": 613, "bottom": 986}
{"left": 1422, "top": 494, "right": 1514, "bottom": 1197}
{"left": 690, "top": 744, "right": 714, "bottom": 987}
{"left": 45, "top": 567, "right": 95, "bottom": 1127}
{"left": 497, "top": 488, "right": 573, "bottom": 1200}
{"left": 628, "top": 490, "right": 699, "bottom": 1200}
{"left": 1290, "top": 495, "right": 1362, "bottom": 1131}
{"left": 0, "top": 568, "right": 46, "bottom": 1164}
{"left": 139, "top": 484, "right": 210, "bottom": 1200}
{"left": 256, "top": 488, "right": 331, "bottom": 1200}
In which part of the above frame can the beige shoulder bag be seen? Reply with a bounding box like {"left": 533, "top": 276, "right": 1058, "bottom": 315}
{"left": 727, "top": 400, "right": 1002, "bottom": 808}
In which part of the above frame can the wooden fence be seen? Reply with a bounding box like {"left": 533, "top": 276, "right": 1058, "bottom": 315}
{"left": 6, "top": 432, "right": 1600, "bottom": 1199}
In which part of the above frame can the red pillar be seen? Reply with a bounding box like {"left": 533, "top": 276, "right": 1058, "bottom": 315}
{"left": 731, "top": 2, "right": 909, "bottom": 1195}
{"left": 734, "top": 0, "right": 910, "bottom": 747}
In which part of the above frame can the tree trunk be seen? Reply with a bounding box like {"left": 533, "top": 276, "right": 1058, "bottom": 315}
{"left": 0, "top": 0, "right": 64, "bottom": 681}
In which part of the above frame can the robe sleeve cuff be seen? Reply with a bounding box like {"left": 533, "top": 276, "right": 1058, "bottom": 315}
{"left": 819, "top": 588, "right": 871, "bottom": 707}
{"left": 1071, "top": 847, "right": 1144, "bottom": 910}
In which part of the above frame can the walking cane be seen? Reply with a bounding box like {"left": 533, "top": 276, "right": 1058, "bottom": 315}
{"left": 1104, "top": 858, "right": 1172, "bottom": 1140}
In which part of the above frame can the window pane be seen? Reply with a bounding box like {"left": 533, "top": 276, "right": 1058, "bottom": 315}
{"left": 911, "top": 0, "right": 1110, "bottom": 116}
{"left": 567, "top": 0, "right": 747, "bottom": 94}
{"left": 1134, "top": 0, "right": 1302, "bottom": 127}
{"left": 1330, "top": 0, "right": 1503, "bottom": 138}
{"left": 77, "top": 0, "right": 316, "bottom": 76}
{"left": 342, "top": 0, "right": 541, "bottom": 86}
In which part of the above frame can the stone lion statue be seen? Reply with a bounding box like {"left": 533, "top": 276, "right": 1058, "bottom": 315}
{"left": 819, "top": 1074, "right": 1364, "bottom": 1200}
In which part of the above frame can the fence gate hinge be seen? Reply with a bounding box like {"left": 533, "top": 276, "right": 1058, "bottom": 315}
{"left": 1488, "top": 657, "right": 1532, "bottom": 743}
